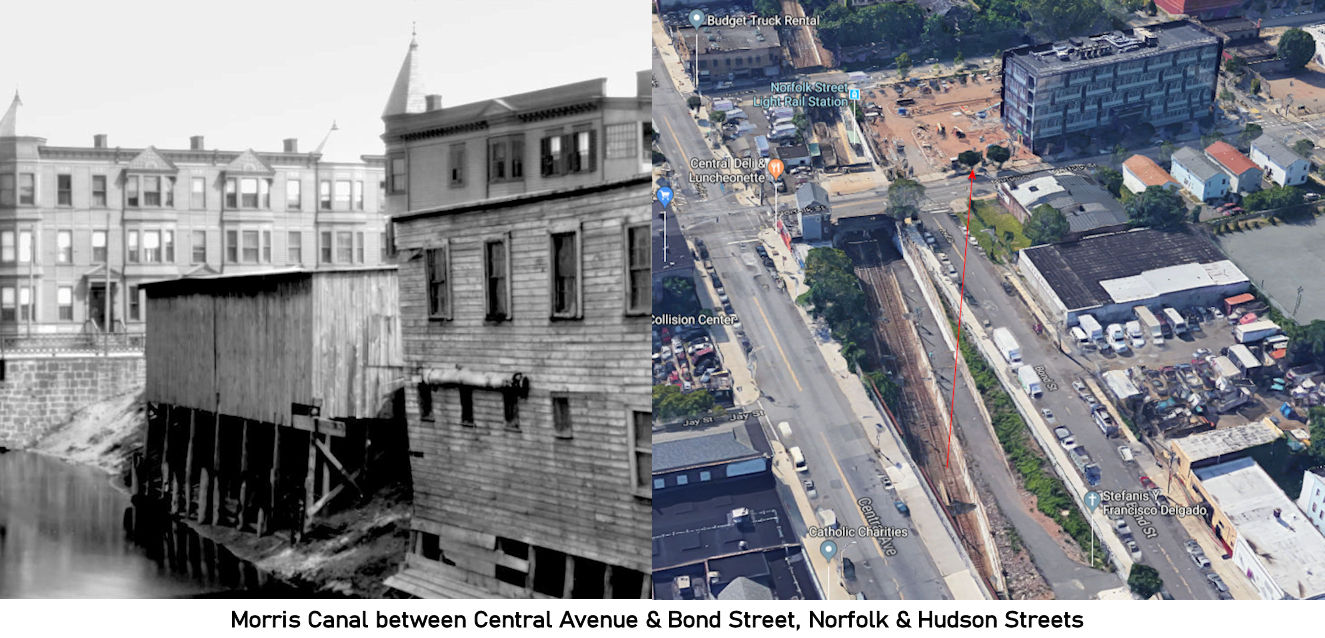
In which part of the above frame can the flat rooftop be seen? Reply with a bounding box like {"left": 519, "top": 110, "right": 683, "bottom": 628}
{"left": 1172, "top": 419, "right": 1282, "bottom": 463}
{"left": 1005, "top": 20, "right": 1219, "bottom": 74}
{"left": 679, "top": 25, "right": 781, "bottom": 54}
{"left": 653, "top": 427, "right": 763, "bottom": 473}
{"left": 1194, "top": 457, "right": 1325, "bottom": 599}
{"left": 1020, "top": 228, "right": 1236, "bottom": 311}
{"left": 1003, "top": 173, "right": 1127, "bottom": 233}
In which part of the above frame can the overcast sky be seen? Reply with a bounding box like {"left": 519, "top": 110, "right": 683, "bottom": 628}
{"left": 0, "top": 0, "right": 648, "bottom": 162}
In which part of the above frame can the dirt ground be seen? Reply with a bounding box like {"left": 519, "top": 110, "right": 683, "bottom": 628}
{"left": 821, "top": 170, "right": 887, "bottom": 196}
{"left": 861, "top": 74, "right": 1035, "bottom": 175}
{"left": 1262, "top": 63, "right": 1325, "bottom": 119}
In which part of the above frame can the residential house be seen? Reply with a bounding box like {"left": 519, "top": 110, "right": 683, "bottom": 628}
{"left": 1250, "top": 137, "right": 1310, "bottom": 186}
{"left": 1204, "top": 140, "right": 1262, "bottom": 193}
{"left": 1171, "top": 146, "right": 1230, "bottom": 201}
{"left": 1122, "top": 154, "right": 1180, "bottom": 194}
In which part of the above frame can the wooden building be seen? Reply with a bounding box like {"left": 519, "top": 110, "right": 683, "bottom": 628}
{"left": 136, "top": 267, "right": 405, "bottom": 536}
{"left": 379, "top": 37, "right": 652, "bottom": 598}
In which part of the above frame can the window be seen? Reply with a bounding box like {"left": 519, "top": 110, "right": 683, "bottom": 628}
{"left": 17, "top": 286, "right": 30, "bottom": 321}
{"left": 92, "top": 231, "right": 107, "bottom": 263}
{"left": 336, "top": 231, "right": 353, "bottom": 263}
{"left": 192, "top": 230, "right": 206, "bottom": 264}
{"left": 606, "top": 123, "right": 637, "bottom": 158}
{"left": 503, "top": 392, "right": 520, "bottom": 429}
{"left": 552, "top": 395, "right": 572, "bottom": 438}
{"left": 0, "top": 287, "right": 12, "bottom": 321}
{"left": 380, "top": 231, "right": 389, "bottom": 261}
{"left": 56, "top": 230, "right": 72, "bottom": 263}
{"left": 57, "top": 286, "right": 73, "bottom": 321}
{"left": 484, "top": 238, "right": 510, "bottom": 321}
{"left": 378, "top": 179, "right": 386, "bottom": 204}
{"left": 226, "top": 230, "right": 239, "bottom": 263}
{"left": 262, "top": 230, "right": 272, "bottom": 263}
{"left": 128, "top": 285, "right": 140, "bottom": 321}
{"left": 0, "top": 231, "right": 11, "bottom": 263}
{"left": 700, "top": 470, "right": 711, "bottom": 481}
{"left": 426, "top": 245, "right": 450, "bottom": 319}
{"left": 165, "top": 177, "right": 175, "bottom": 207}
{"left": 630, "top": 411, "right": 651, "bottom": 496}
{"left": 550, "top": 230, "right": 581, "bottom": 318}
{"left": 449, "top": 144, "right": 465, "bottom": 186}
{"left": 320, "top": 231, "right": 332, "bottom": 264}
{"left": 287, "top": 231, "right": 302, "bottom": 264}
{"left": 240, "top": 178, "right": 259, "bottom": 208}
{"left": 488, "top": 136, "right": 524, "bottom": 182}
{"left": 334, "top": 180, "right": 351, "bottom": 210}
{"left": 190, "top": 176, "right": 206, "bottom": 209}
{"left": 242, "top": 230, "right": 259, "bottom": 263}
{"left": 126, "top": 176, "right": 140, "bottom": 207}
{"left": 676, "top": 475, "right": 689, "bottom": 485}
{"left": 57, "top": 174, "right": 72, "bottom": 206}
{"left": 459, "top": 387, "right": 474, "bottom": 426}
{"left": 164, "top": 230, "right": 174, "bottom": 262}
{"left": 417, "top": 382, "right": 433, "bottom": 421}
{"left": 92, "top": 175, "right": 107, "bottom": 208}
{"left": 17, "top": 231, "right": 31, "bottom": 264}
{"left": 355, "top": 231, "right": 364, "bottom": 264}
{"left": 286, "top": 179, "right": 301, "bottom": 210}
{"left": 389, "top": 156, "right": 407, "bottom": 193}
{"left": 319, "top": 180, "right": 331, "bottom": 210}
{"left": 540, "top": 129, "right": 596, "bottom": 176}
{"left": 353, "top": 180, "right": 364, "bottom": 210}
{"left": 0, "top": 174, "right": 12, "bottom": 206}
{"left": 142, "top": 230, "right": 160, "bottom": 263}
{"left": 653, "top": 478, "right": 665, "bottom": 490}
{"left": 18, "top": 173, "right": 34, "bottom": 205}
{"left": 224, "top": 178, "right": 237, "bottom": 208}
{"left": 625, "top": 224, "right": 649, "bottom": 315}
{"left": 143, "top": 176, "right": 162, "bottom": 207}
{"left": 127, "top": 230, "right": 140, "bottom": 263}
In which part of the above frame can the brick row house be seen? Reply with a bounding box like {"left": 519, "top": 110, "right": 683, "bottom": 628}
{"left": 0, "top": 94, "right": 388, "bottom": 337}
{"left": 378, "top": 36, "right": 653, "bottom": 598}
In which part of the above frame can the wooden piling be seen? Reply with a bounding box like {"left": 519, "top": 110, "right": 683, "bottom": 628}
{"left": 237, "top": 420, "right": 250, "bottom": 530}
{"left": 562, "top": 554, "right": 576, "bottom": 598}
{"left": 158, "top": 404, "right": 171, "bottom": 500}
{"left": 182, "top": 409, "right": 197, "bottom": 517}
{"left": 265, "top": 423, "right": 281, "bottom": 536}
{"left": 211, "top": 409, "right": 223, "bottom": 525}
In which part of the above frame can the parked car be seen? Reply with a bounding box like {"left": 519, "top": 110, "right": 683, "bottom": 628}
{"left": 1114, "top": 516, "right": 1132, "bottom": 535}
{"left": 1126, "top": 538, "right": 1143, "bottom": 560}
{"left": 1118, "top": 445, "right": 1134, "bottom": 463}
{"left": 1054, "top": 427, "right": 1076, "bottom": 449}
{"left": 1041, "top": 408, "right": 1055, "bottom": 422}
{"left": 1139, "top": 475, "right": 1158, "bottom": 490}
{"left": 1207, "top": 573, "right": 1228, "bottom": 594}
{"left": 803, "top": 479, "right": 817, "bottom": 499}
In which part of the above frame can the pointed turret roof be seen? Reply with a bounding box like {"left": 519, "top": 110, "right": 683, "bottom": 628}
{"left": 0, "top": 92, "right": 20, "bottom": 138}
{"left": 382, "top": 33, "right": 428, "bottom": 118}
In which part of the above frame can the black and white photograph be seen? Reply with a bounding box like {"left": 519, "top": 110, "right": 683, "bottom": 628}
{"left": 0, "top": 0, "right": 650, "bottom": 601}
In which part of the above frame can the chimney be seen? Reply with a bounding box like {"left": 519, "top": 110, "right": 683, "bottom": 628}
{"left": 425, "top": 94, "right": 443, "bottom": 111}
{"left": 93, "top": 134, "right": 108, "bottom": 149}
{"left": 190, "top": 135, "right": 205, "bottom": 151}
{"left": 283, "top": 138, "right": 299, "bottom": 153}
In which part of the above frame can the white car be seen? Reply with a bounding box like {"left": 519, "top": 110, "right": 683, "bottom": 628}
{"left": 1053, "top": 426, "right": 1075, "bottom": 449}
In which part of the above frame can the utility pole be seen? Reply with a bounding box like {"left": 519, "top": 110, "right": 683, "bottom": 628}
{"left": 1294, "top": 285, "right": 1305, "bottom": 318}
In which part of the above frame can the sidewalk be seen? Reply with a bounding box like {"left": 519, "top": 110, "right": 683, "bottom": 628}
{"left": 756, "top": 229, "right": 990, "bottom": 600}
{"left": 769, "top": 438, "right": 851, "bottom": 600}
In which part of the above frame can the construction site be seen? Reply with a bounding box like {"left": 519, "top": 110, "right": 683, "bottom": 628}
{"left": 859, "top": 74, "right": 1034, "bottom": 179}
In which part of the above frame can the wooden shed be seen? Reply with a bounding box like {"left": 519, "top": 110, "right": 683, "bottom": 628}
{"left": 136, "top": 267, "right": 406, "bottom": 537}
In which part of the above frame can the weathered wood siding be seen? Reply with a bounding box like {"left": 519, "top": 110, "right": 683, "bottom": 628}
{"left": 145, "top": 269, "right": 401, "bottom": 425}
{"left": 395, "top": 179, "right": 651, "bottom": 574}
{"left": 310, "top": 270, "right": 404, "bottom": 420}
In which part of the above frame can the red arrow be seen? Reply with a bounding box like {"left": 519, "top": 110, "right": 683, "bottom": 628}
{"left": 944, "top": 170, "right": 976, "bottom": 468}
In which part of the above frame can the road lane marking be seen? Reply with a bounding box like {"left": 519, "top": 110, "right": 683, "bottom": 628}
{"left": 660, "top": 113, "right": 691, "bottom": 171}
{"left": 818, "top": 431, "right": 902, "bottom": 599}
{"left": 753, "top": 295, "right": 803, "bottom": 392}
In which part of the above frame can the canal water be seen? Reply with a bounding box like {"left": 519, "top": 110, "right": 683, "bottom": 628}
{"left": 0, "top": 451, "right": 281, "bottom": 597}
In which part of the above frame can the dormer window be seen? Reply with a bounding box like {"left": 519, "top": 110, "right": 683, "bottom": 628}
{"left": 225, "top": 177, "right": 272, "bottom": 209}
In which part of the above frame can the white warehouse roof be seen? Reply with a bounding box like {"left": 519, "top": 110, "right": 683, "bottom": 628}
{"left": 1099, "top": 260, "right": 1249, "bottom": 304}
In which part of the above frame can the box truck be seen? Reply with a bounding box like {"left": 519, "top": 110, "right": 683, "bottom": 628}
{"left": 1162, "top": 307, "right": 1187, "bottom": 335}
{"left": 1017, "top": 365, "right": 1043, "bottom": 396}
{"left": 992, "top": 327, "right": 1022, "bottom": 364}
{"left": 1233, "top": 319, "right": 1281, "bottom": 344}
{"left": 1078, "top": 314, "right": 1103, "bottom": 342}
{"left": 790, "top": 447, "right": 808, "bottom": 472}
{"left": 1092, "top": 405, "right": 1118, "bottom": 437}
{"left": 1134, "top": 306, "right": 1164, "bottom": 345}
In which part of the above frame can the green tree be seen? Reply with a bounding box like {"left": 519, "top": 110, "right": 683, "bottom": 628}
{"left": 753, "top": 0, "right": 781, "bottom": 16}
{"left": 1240, "top": 122, "right": 1264, "bottom": 148}
{"left": 1128, "top": 564, "right": 1164, "bottom": 599}
{"left": 896, "top": 52, "right": 912, "bottom": 78}
{"left": 1220, "top": 88, "right": 1235, "bottom": 102}
{"left": 1145, "top": 0, "right": 1157, "bottom": 14}
{"left": 1310, "top": 407, "right": 1325, "bottom": 462}
{"left": 1125, "top": 186, "right": 1188, "bottom": 229}
{"left": 985, "top": 144, "right": 1011, "bottom": 167}
{"left": 1158, "top": 141, "right": 1176, "bottom": 165}
{"left": 1025, "top": 0, "right": 1109, "bottom": 39}
{"left": 1024, "top": 204, "right": 1069, "bottom": 245}
{"left": 1096, "top": 166, "right": 1124, "bottom": 197}
{"left": 687, "top": 95, "right": 701, "bottom": 110}
{"left": 1250, "top": 76, "right": 1262, "bottom": 95}
{"left": 653, "top": 384, "right": 717, "bottom": 421}
{"left": 1111, "top": 143, "right": 1129, "bottom": 167}
{"left": 1244, "top": 185, "right": 1305, "bottom": 212}
{"left": 887, "top": 177, "right": 926, "bottom": 220}
{"left": 957, "top": 149, "right": 983, "bottom": 168}
{"left": 710, "top": 110, "right": 726, "bottom": 124}
{"left": 1295, "top": 138, "right": 1316, "bottom": 158}
{"left": 1201, "top": 129, "right": 1225, "bottom": 149}
{"left": 1224, "top": 55, "right": 1246, "bottom": 75}
{"left": 1279, "top": 28, "right": 1316, "bottom": 71}
{"left": 954, "top": 51, "right": 966, "bottom": 68}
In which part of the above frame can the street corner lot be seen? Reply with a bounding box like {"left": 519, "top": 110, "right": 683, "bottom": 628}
{"left": 1262, "top": 63, "right": 1325, "bottom": 118}
{"left": 1216, "top": 215, "right": 1325, "bottom": 324}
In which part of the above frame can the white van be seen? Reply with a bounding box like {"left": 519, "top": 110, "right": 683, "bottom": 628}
{"left": 790, "top": 447, "right": 808, "bottom": 472}
{"left": 1070, "top": 326, "right": 1094, "bottom": 350}
{"left": 1118, "top": 445, "right": 1134, "bottom": 463}
{"left": 778, "top": 421, "right": 794, "bottom": 440}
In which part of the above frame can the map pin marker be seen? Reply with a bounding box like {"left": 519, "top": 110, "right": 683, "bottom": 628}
{"left": 657, "top": 186, "right": 674, "bottom": 208}
{"left": 820, "top": 539, "right": 838, "bottom": 561}
{"left": 768, "top": 158, "right": 784, "bottom": 180}
{"left": 689, "top": 9, "right": 706, "bottom": 28}
{"left": 1085, "top": 490, "right": 1101, "bottom": 513}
